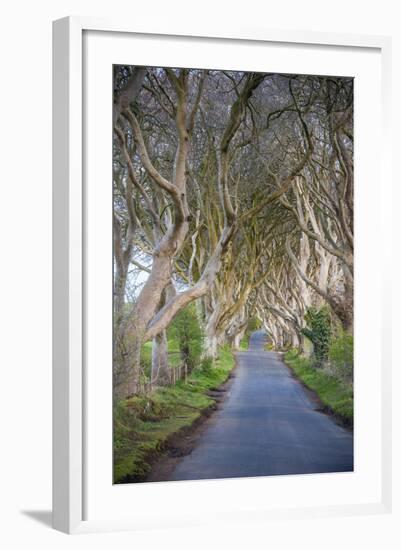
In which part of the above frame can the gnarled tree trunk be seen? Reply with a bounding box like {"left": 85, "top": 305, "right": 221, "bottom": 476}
{"left": 151, "top": 330, "right": 170, "bottom": 386}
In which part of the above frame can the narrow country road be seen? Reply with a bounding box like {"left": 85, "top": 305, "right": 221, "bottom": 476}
{"left": 169, "top": 330, "right": 353, "bottom": 481}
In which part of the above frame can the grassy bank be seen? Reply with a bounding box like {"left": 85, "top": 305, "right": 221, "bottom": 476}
{"left": 114, "top": 346, "right": 235, "bottom": 483}
{"left": 284, "top": 349, "right": 353, "bottom": 426}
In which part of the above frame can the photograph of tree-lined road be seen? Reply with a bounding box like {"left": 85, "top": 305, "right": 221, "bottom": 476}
{"left": 113, "top": 66, "right": 354, "bottom": 483}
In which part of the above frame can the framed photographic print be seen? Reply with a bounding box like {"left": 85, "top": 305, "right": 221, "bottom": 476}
{"left": 52, "top": 17, "right": 392, "bottom": 534}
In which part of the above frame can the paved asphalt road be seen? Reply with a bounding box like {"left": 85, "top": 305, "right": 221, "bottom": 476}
{"left": 170, "top": 330, "right": 353, "bottom": 481}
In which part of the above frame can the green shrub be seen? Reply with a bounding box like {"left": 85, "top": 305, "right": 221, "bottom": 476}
{"left": 329, "top": 332, "right": 354, "bottom": 382}
{"left": 167, "top": 303, "right": 203, "bottom": 372}
{"left": 302, "top": 306, "right": 332, "bottom": 366}
{"left": 199, "top": 356, "right": 214, "bottom": 375}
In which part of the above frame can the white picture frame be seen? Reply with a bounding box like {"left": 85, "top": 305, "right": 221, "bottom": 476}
{"left": 52, "top": 16, "right": 392, "bottom": 534}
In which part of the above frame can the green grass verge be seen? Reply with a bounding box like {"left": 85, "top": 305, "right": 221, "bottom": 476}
{"left": 114, "top": 346, "right": 235, "bottom": 483}
{"left": 284, "top": 349, "right": 353, "bottom": 426}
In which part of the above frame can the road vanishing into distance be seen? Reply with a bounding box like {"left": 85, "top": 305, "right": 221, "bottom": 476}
{"left": 169, "top": 330, "right": 353, "bottom": 481}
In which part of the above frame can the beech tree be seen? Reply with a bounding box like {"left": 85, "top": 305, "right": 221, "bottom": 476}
{"left": 113, "top": 67, "right": 352, "bottom": 398}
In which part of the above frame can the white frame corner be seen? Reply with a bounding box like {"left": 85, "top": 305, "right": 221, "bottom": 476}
{"left": 52, "top": 16, "right": 392, "bottom": 534}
